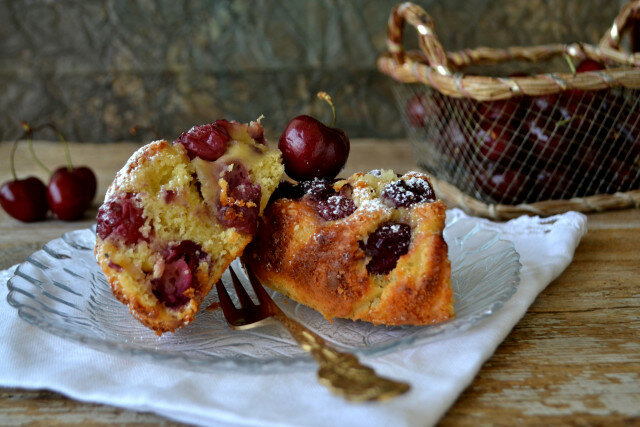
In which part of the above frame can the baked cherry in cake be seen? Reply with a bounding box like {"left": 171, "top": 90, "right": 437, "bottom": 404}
{"left": 95, "top": 119, "right": 283, "bottom": 333}
{"left": 244, "top": 170, "right": 453, "bottom": 326}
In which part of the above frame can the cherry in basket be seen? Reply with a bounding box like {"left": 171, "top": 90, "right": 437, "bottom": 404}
{"left": 405, "top": 93, "right": 448, "bottom": 128}
{"left": 475, "top": 165, "right": 530, "bottom": 205}
{"left": 576, "top": 59, "right": 606, "bottom": 73}
{"left": 476, "top": 98, "right": 524, "bottom": 127}
{"left": 473, "top": 121, "right": 519, "bottom": 164}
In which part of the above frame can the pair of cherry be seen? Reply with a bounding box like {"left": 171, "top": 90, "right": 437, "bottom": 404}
{"left": 0, "top": 122, "right": 97, "bottom": 222}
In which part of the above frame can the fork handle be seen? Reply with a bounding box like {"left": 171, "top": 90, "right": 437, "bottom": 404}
{"left": 272, "top": 311, "right": 410, "bottom": 401}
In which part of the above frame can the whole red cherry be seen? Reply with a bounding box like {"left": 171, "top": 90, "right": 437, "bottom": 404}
{"left": 405, "top": 94, "right": 429, "bottom": 127}
{"left": 279, "top": 92, "right": 350, "bottom": 181}
{"left": 476, "top": 98, "right": 523, "bottom": 126}
{"left": 566, "top": 146, "right": 613, "bottom": 197}
{"left": 534, "top": 169, "right": 577, "bottom": 201}
{"left": 405, "top": 93, "right": 445, "bottom": 127}
{"left": 0, "top": 177, "right": 48, "bottom": 222}
{"left": 608, "top": 159, "right": 640, "bottom": 192}
{"left": 438, "top": 118, "right": 470, "bottom": 159}
{"left": 529, "top": 93, "right": 559, "bottom": 115}
{"left": 47, "top": 167, "right": 93, "bottom": 221}
{"left": 522, "top": 110, "right": 578, "bottom": 166}
{"left": 474, "top": 163, "right": 531, "bottom": 204}
{"left": 474, "top": 121, "right": 519, "bottom": 164}
{"left": 0, "top": 127, "right": 49, "bottom": 222}
{"left": 174, "top": 121, "right": 231, "bottom": 161}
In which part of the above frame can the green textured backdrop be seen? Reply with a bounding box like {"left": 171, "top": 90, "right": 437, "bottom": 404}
{"left": 0, "top": 0, "right": 627, "bottom": 142}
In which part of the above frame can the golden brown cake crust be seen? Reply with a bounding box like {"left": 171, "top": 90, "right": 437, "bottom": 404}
{"left": 244, "top": 171, "right": 454, "bottom": 326}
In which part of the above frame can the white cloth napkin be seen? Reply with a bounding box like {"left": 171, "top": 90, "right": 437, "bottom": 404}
{"left": 0, "top": 209, "right": 587, "bottom": 426}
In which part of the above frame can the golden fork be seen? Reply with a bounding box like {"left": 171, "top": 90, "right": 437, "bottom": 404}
{"left": 215, "top": 262, "right": 410, "bottom": 401}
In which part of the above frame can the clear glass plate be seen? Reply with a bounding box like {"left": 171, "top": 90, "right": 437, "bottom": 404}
{"left": 6, "top": 218, "right": 520, "bottom": 373}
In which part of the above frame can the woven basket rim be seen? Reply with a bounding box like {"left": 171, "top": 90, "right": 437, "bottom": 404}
{"left": 378, "top": 1, "right": 640, "bottom": 101}
{"left": 428, "top": 175, "right": 640, "bottom": 220}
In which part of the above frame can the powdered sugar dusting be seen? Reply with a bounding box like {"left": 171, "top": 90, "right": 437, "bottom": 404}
{"left": 356, "top": 197, "right": 389, "bottom": 214}
{"left": 350, "top": 177, "right": 389, "bottom": 215}
{"left": 104, "top": 140, "right": 167, "bottom": 203}
{"left": 381, "top": 175, "right": 435, "bottom": 208}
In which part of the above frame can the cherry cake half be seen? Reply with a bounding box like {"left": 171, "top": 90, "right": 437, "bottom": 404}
{"left": 95, "top": 119, "right": 283, "bottom": 334}
{"left": 244, "top": 170, "right": 454, "bottom": 326}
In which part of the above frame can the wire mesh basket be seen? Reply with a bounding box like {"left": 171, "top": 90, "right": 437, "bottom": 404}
{"left": 378, "top": 1, "right": 640, "bottom": 219}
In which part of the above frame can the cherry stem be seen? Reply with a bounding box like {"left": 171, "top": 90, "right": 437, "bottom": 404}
{"left": 42, "top": 123, "right": 73, "bottom": 171}
{"left": 8, "top": 133, "right": 26, "bottom": 181}
{"left": 20, "top": 121, "right": 52, "bottom": 176}
{"left": 317, "top": 91, "right": 336, "bottom": 127}
{"left": 28, "top": 132, "right": 52, "bottom": 175}
{"left": 563, "top": 53, "right": 577, "bottom": 75}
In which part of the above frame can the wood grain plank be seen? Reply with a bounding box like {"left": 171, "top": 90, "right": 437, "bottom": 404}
{"left": 443, "top": 227, "right": 640, "bottom": 425}
{"left": 0, "top": 389, "right": 182, "bottom": 425}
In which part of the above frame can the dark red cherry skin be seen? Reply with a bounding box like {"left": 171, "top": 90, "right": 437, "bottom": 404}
{"left": 405, "top": 93, "right": 444, "bottom": 128}
{"left": 405, "top": 92, "right": 451, "bottom": 128}
{"left": 152, "top": 258, "right": 192, "bottom": 309}
{"left": 476, "top": 98, "right": 523, "bottom": 126}
{"left": 361, "top": 222, "right": 412, "bottom": 275}
{"left": 609, "top": 119, "right": 640, "bottom": 164}
{"left": 269, "top": 181, "right": 305, "bottom": 203}
{"left": 523, "top": 113, "right": 575, "bottom": 165}
{"left": 436, "top": 119, "right": 470, "bottom": 160}
{"left": 534, "top": 169, "right": 577, "bottom": 201}
{"left": 279, "top": 115, "right": 350, "bottom": 181}
{"left": 216, "top": 161, "right": 262, "bottom": 235}
{"left": 567, "top": 144, "right": 640, "bottom": 197}
{"left": 300, "top": 178, "right": 355, "bottom": 220}
{"left": 475, "top": 164, "right": 530, "bottom": 205}
{"left": 529, "top": 93, "right": 559, "bottom": 115}
{"left": 47, "top": 167, "right": 93, "bottom": 221}
{"left": 175, "top": 122, "right": 230, "bottom": 161}
{"left": 165, "top": 240, "right": 207, "bottom": 271}
{"left": 608, "top": 159, "right": 640, "bottom": 192}
{"left": 74, "top": 166, "right": 97, "bottom": 203}
{"left": 301, "top": 178, "right": 336, "bottom": 201}
{"left": 576, "top": 59, "right": 606, "bottom": 73}
{"left": 151, "top": 240, "right": 208, "bottom": 308}
{"left": 382, "top": 178, "right": 435, "bottom": 208}
{"left": 96, "top": 193, "right": 148, "bottom": 244}
{"left": 405, "top": 94, "right": 428, "bottom": 127}
{"left": 315, "top": 194, "right": 356, "bottom": 221}
{"left": 0, "top": 177, "right": 48, "bottom": 222}
{"left": 474, "top": 121, "right": 518, "bottom": 164}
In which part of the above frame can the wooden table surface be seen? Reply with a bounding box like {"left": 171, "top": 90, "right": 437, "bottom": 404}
{"left": 1, "top": 140, "right": 639, "bottom": 425}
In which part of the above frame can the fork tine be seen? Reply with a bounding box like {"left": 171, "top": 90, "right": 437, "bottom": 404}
{"left": 228, "top": 266, "right": 255, "bottom": 309}
{"left": 215, "top": 280, "right": 243, "bottom": 325}
{"left": 244, "top": 264, "right": 274, "bottom": 304}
